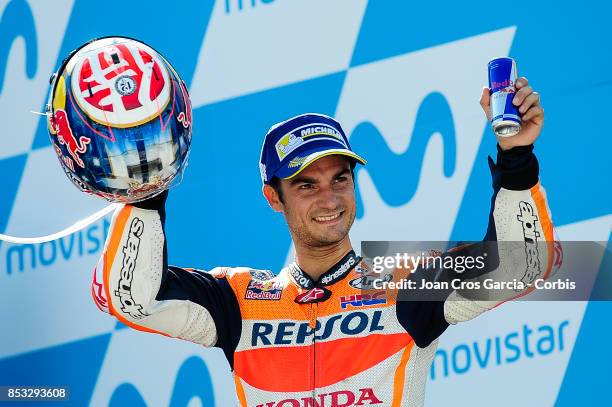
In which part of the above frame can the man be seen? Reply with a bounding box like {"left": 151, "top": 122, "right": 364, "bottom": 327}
{"left": 92, "top": 78, "right": 554, "bottom": 406}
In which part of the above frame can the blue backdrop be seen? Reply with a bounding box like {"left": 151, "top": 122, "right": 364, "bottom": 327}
{"left": 0, "top": 0, "right": 610, "bottom": 405}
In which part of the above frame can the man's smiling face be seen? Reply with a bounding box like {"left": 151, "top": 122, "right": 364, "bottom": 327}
{"left": 265, "top": 155, "right": 357, "bottom": 248}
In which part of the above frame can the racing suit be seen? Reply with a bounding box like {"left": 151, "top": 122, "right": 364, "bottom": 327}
{"left": 91, "top": 145, "right": 558, "bottom": 407}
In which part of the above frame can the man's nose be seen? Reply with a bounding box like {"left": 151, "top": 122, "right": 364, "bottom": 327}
{"left": 317, "top": 185, "right": 340, "bottom": 209}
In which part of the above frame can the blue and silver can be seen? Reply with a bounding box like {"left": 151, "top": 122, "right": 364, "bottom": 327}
{"left": 488, "top": 57, "right": 521, "bottom": 137}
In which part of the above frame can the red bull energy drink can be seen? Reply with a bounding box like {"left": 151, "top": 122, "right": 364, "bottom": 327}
{"left": 488, "top": 57, "right": 521, "bottom": 137}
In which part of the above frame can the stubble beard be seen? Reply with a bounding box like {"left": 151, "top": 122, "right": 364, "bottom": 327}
{"left": 287, "top": 207, "right": 356, "bottom": 248}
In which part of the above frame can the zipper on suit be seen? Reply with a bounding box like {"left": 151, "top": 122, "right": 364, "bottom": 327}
{"left": 310, "top": 302, "right": 318, "bottom": 397}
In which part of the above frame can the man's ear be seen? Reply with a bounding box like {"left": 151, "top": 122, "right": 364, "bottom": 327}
{"left": 263, "top": 184, "right": 284, "bottom": 213}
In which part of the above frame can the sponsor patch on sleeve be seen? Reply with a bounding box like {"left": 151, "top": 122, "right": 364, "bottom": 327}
{"left": 245, "top": 279, "right": 283, "bottom": 301}
{"left": 249, "top": 269, "right": 275, "bottom": 281}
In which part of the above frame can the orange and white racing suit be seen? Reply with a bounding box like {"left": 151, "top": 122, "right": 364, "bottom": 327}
{"left": 91, "top": 145, "right": 558, "bottom": 406}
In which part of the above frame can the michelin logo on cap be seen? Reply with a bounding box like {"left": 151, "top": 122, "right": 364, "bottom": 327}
{"left": 275, "top": 124, "right": 347, "bottom": 160}
{"left": 259, "top": 113, "right": 365, "bottom": 185}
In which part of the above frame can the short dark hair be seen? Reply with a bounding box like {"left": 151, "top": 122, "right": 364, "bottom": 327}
{"left": 269, "top": 163, "right": 356, "bottom": 204}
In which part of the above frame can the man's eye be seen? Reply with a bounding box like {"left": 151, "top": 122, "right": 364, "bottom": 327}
{"left": 335, "top": 176, "right": 348, "bottom": 183}
{"left": 299, "top": 184, "right": 313, "bottom": 190}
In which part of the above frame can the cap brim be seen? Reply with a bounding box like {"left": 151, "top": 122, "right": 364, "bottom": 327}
{"left": 274, "top": 147, "right": 366, "bottom": 180}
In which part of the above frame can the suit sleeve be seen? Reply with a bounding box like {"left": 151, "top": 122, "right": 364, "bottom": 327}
{"left": 396, "top": 144, "right": 558, "bottom": 347}
{"left": 90, "top": 191, "right": 242, "bottom": 366}
{"left": 443, "top": 144, "right": 559, "bottom": 324}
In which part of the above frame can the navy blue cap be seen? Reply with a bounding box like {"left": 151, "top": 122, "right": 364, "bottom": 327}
{"left": 259, "top": 113, "right": 366, "bottom": 184}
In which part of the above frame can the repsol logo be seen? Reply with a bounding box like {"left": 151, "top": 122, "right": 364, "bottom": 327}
{"left": 517, "top": 201, "right": 541, "bottom": 285}
{"left": 4, "top": 218, "right": 110, "bottom": 275}
{"left": 114, "top": 217, "right": 147, "bottom": 319}
{"left": 251, "top": 311, "right": 384, "bottom": 346}
{"left": 256, "top": 388, "right": 383, "bottom": 407}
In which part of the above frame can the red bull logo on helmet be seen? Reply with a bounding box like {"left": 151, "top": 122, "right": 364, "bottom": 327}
{"left": 50, "top": 108, "right": 91, "bottom": 170}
